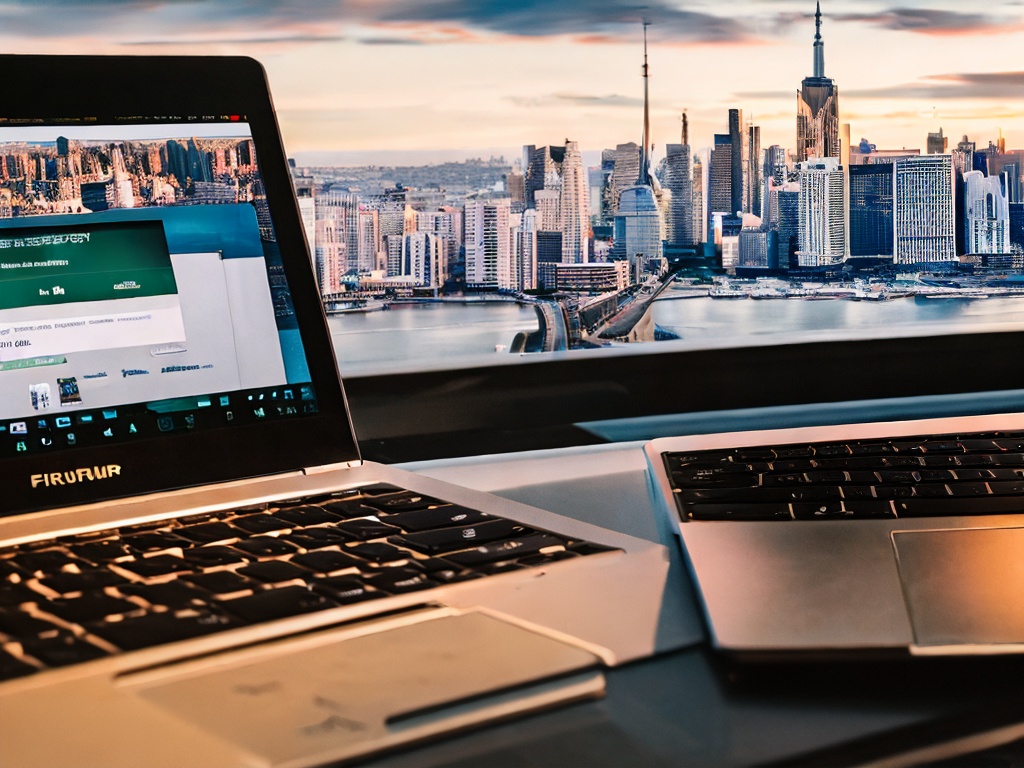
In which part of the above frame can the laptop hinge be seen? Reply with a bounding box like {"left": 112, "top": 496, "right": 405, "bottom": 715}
{"left": 303, "top": 460, "right": 364, "bottom": 475}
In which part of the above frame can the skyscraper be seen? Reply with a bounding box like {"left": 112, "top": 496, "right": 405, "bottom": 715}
{"left": 613, "top": 21, "right": 663, "bottom": 271}
{"left": 964, "top": 170, "right": 1010, "bottom": 255}
{"left": 894, "top": 155, "right": 955, "bottom": 264}
{"left": 796, "top": 3, "right": 840, "bottom": 162}
{"left": 559, "top": 140, "right": 591, "bottom": 263}
{"left": 729, "top": 108, "right": 747, "bottom": 216}
{"left": 663, "top": 140, "right": 695, "bottom": 247}
{"left": 798, "top": 157, "right": 845, "bottom": 267}
{"left": 848, "top": 164, "right": 894, "bottom": 257}
{"left": 465, "top": 198, "right": 512, "bottom": 290}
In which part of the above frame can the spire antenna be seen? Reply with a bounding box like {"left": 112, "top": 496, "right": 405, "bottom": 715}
{"left": 813, "top": 2, "right": 825, "bottom": 78}
{"left": 639, "top": 19, "right": 653, "bottom": 186}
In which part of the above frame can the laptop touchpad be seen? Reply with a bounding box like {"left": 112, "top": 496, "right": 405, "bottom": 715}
{"left": 123, "top": 611, "right": 601, "bottom": 765}
{"left": 893, "top": 527, "right": 1024, "bottom": 647}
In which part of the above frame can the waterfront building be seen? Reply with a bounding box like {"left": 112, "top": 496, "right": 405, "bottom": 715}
{"left": 464, "top": 198, "right": 513, "bottom": 290}
{"left": 1011, "top": 202, "right": 1024, "bottom": 250}
{"left": 559, "top": 140, "right": 591, "bottom": 263}
{"left": 357, "top": 208, "right": 381, "bottom": 273}
{"left": 614, "top": 185, "right": 663, "bottom": 275}
{"left": 663, "top": 140, "right": 694, "bottom": 246}
{"left": 729, "top": 109, "right": 748, "bottom": 216}
{"left": 964, "top": 170, "right": 1009, "bottom": 255}
{"left": 708, "top": 134, "right": 733, "bottom": 219}
{"left": 738, "top": 228, "right": 777, "bottom": 270}
{"left": 314, "top": 190, "right": 358, "bottom": 293}
{"left": 796, "top": 3, "right": 840, "bottom": 163}
{"left": 748, "top": 123, "right": 762, "bottom": 218}
{"left": 416, "top": 208, "right": 462, "bottom": 276}
{"left": 548, "top": 261, "right": 631, "bottom": 293}
{"left": 797, "top": 157, "right": 845, "bottom": 267}
{"left": 400, "top": 232, "right": 444, "bottom": 288}
{"left": 292, "top": 174, "right": 316, "bottom": 273}
{"left": 514, "top": 208, "right": 538, "bottom": 291}
{"left": 848, "top": 164, "right": 894, "bottom": 257}
{"left": 692, "top": 154, "right": 705, "bottom": 244}
{"left": 894, "top": 155, "right": 956, "bottom": 264}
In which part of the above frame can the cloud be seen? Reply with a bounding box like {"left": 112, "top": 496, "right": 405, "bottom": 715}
{"left": 847, "top": 71, "right": 1024, "bottom": 100}
{"left": 0, "top": 0, "right": 759, "bottom": 47}
{"left": 834, "top": 7, "right": 1024, "bottom": 36}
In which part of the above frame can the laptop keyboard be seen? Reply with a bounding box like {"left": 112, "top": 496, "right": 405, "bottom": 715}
{"left": 665, "top": 431, "right": 1024, "bottom": 522}
{"left": 0, "top": 484, "right": 614, "bottom": 681}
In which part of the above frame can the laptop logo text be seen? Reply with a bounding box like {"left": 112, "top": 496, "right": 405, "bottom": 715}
{"left": 30, "top": 464, "right": 122, "bottom": 488}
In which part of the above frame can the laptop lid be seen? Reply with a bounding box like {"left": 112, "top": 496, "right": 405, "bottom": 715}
{"left": 0, "top": 55, "right": 359, "bottom": 518}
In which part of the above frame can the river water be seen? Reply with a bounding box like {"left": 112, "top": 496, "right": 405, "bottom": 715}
{"left": 327, "top": 295, "right": 1024, "bottom": 374}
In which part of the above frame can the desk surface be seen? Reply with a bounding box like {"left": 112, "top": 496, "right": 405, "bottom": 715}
{"left": 360, "top": 443, "right": 1024, "bottom": 768}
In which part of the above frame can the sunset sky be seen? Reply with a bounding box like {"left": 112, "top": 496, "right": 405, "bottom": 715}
{"left": 2, "top": 0, "right": 1023, "bottom": 165}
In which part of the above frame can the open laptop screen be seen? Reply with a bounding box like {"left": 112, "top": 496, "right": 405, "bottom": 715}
{"left": 0, "top": 56, "right": 358, "bottom": 518}
{"left": 0, "top": 121, "right": 315, "bottom": 453}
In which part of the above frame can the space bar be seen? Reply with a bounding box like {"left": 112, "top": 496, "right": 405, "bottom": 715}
{"left": 895, "top": 496, "right": 1024, "bottom": 517}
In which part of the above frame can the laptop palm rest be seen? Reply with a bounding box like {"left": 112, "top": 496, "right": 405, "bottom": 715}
{"left": 122, "top": 610, "right": 603, "bottom": 765}
{"left": 893, "top": 528, "right": 1024, "bottom": 649}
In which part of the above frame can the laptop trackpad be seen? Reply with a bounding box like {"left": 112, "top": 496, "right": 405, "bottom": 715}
{"left": 125, "top": 611, "right": 602, "bottom": 765}
{"left": 893, "top": 528, "right": 1024, "bottom": 647}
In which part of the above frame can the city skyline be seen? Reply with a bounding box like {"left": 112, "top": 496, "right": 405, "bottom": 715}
{"left": 0, "top": 1, "right": 1021, "bottom": 164}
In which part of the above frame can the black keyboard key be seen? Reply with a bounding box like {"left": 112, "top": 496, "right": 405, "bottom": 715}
{"left": 0, "top": 582, "right": 44, "bottom": 605}
{"left": 231, "top": 537, "right": 299, "bottom": 559}
{"left": 283, "top": 527, "right": 350, "bottom": 550}
{"left": 446, "top": 534, "right": 567, "bottom": 566}
{"left": 10, "top": 549, "right": 79, "bottom": 575}
{"left": 38, "top": 569, "right": 128, "bottom": 596}
{"left": 0, "top": 648, "right": 37, "bottom": 680}
{"left": 40, "top": 593, "right": 140, "bottom": 623}
{"left": 236, "top": 561, "right": 310, "bottom": 585}
{"left": 181, "top": 545, "right": 253, "bottom": 568}
{"left": 0, "top": 610, "right": 64, "bottom": 637}
{"left": 118, "top": 581, "right": 208, "bottom": 610}
{"left": 274, "top": 504, "right": 342, "bottom": 526}
{"left": 89, "top": 608, "right": 243, "bottom": 651}
{"left": 69, "top": 539, "right": 132, "bottom": 564}
{"left": 230, "top": 514, "right": 292, "bottom": 534}
{"left": 218, "top": 586, "right": 338, "bottom": 624}
{"left": 121, "top": 532, "right": 188, "bottom": 554}
{"left": 345, "top": 542, "right": 409, "bottom": 564}
{"left": 175, "top": 522, "right": 242, "bottom": 545}
{"left": 380, "top": 505, "right": 490, "bottom": 532}
{"left": 19, "top": 633, "right": 107, "bottom": 667}
{"left": 180, "top": 571, "right": 255, "bottom": 597}
{"left": 361, "top": 492, "right": 442, "bottom": 513}
{"left": 895, "top": 496, "right": 1024, "bottom": 517}
{"left": 290, "top": 550, "right": 363, "bottom": 575}
{"left": 682, "top": 502, "right": 793, "bottom": 521}
{"left": 115, "top": 555, "right": 193, "bottom": 579}
{"left": 335, "top": 518, "right": 401, "bottom": 541}
{"left": 390, "top": 519, "right": 528, "bottom": 555}
{"left": 365, "top": 568, "right": 439, "bottom": 594}
{"left": 314, "top": 577, "right": 386, "bottom": 604}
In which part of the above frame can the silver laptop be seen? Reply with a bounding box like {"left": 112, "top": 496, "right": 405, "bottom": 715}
{"left": 0, "top": 55, "right": 676, "bottom": 767}
{"left": 646, "top": 343, "right": 1024, "bottom": 658}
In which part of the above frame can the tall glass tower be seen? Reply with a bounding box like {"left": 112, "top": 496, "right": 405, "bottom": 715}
{"left": 796, "top": 3, "right": 840, "bottom": 162}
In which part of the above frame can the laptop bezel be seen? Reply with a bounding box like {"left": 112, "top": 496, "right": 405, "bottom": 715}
{"left": 0, "top": 54, "right": 360, "bottom": 517}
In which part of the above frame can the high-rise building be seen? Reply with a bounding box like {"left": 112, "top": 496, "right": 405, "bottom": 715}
{"left": 692, "top": 154, "right": 705, "bottom": 244}
{"left": 927, "top": 128, "right": 948, "bottom": 154}
{"left": 464, "top": 198, "right": 512, "bottom": 290}
{"left": 729, "top": 109, "right": 747, "bottom": 216}
{"left": 514, "top": 208, "right": 538, "bottom": 291}
{"left": 607, "top": 142, "right": 641, "bottom": 218}
{"left": 796, "top": 3, "right": 840, "bottom": 162}
{"left": 400, "top": 232, "right": 444, "bottom": 287}
{"left": 964, "top": 170, "right": 1009, "bottom": 255}
{"left": 747, "top": 123, "right": 762, "bottom": 217}
{"left": 523, "top": 145, "right": 563, "bottom": 210}
{"left": 848, "top": 164, "right": 894, "bottom": 257}
{"left": 708, "top": 134, "right": 733, "bottom": 218}
{"left": 762, "top": 145, "right": 788, "bottom": 225}
{"left": 559, "top": 140, "right": 591, "bottom": 263}
{"left": 663, "top": 141, "right": 694, "bottom": 247}
{"left": 778, "top": 186, "right": 801, "bottom": 269}
{"left": 894, "top": 155, "right": 956, "bottom": 264}
{"left": 314, "top": 190, "right": 359, "bottom": 294}
{"left": 416, "top": 208, "right": 462, "bottom": 276}
{"left": 357, "top": 208, "right": 381, "bottom": 273}
{"left": 797, "top": 157, "right": 845, "bottom": 267}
